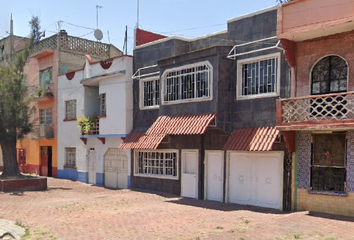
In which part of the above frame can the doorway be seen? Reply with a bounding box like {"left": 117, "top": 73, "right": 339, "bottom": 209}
{"left": 40, "top": 146, "right": 52, "bottom": 177}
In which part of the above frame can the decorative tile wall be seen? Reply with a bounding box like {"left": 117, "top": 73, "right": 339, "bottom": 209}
{"left": 297, "top": 131, "right": 354, "bottom": 192}
{"left": 346, "top": 132, "right": 354, "bottom": 192}
{"left": 297, "top": 132, "right": 312, "bottom": 189}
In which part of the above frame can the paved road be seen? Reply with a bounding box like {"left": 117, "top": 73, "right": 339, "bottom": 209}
{"left": 0, "top": 178, "right": 354, "bottom": 240}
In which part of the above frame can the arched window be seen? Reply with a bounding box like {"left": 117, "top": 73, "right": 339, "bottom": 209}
{"left": 311, "top": 55, "right": 347, "bottom": 95}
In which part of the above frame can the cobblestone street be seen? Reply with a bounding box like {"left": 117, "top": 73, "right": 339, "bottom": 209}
{"left": 0, "top": 178, "right": 354, "bottom": 240}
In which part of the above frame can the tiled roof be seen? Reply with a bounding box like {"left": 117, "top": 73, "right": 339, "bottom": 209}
{"left": 119, "top": 113, "right": 216, "bottom": 149}
{"left": 223, "top": 127, "right": 279, "bottom": 151}
{"left": 147, "top": 113, "right": 216, "bottom": 135}
{"left": 118, "top": 132, "right": 166, "bottom": 150}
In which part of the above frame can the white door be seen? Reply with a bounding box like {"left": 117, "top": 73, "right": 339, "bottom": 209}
{"left": 104, "top": 149, "right": 128, "bottom": 189}
{"left": 181, "top": 150, "right": 198, "bottom": 199}
{"left": 88, "top": 149, "right": 96, "bottom": 184}
{"left": 256, "top": 155, "right": 282, "bottom": 208}
{"left": 227, "top": 152, "right": 283, "bottom": 210}
{"left": 205, "top": 151, "right": 224, "bottom": 202}
{"left": 228, "top": 153, "right": 252, "bottom": 204}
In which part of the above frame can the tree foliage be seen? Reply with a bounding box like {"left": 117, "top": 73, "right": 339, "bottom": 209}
{"left": 0, "top": 16, "right": 40, "bottom": 177}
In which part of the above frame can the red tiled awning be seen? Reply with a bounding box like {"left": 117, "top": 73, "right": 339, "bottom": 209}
{"left": 223, "top": 127, "right": 279, "bottom": 151}
{"left": 119, "top": 113, "right": 216, "bottom": 149}
{"left": 147, "top": 113, "right": 216, "bottom": 135}
{"left": 118, "top": 132, "right": 166, "bottom": 150}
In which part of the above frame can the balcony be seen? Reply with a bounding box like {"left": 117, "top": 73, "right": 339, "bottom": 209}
{"left": 32, "top": 124, "right": 54, "bottom": 139}
{"left": 78, "top": 116, "right": 99, "bottom": 136}
{"left": 31, "top": 84, "right": 54, "bottom": 101}
{"left": 277, "top": 91, "right": 354, "bottom": 131}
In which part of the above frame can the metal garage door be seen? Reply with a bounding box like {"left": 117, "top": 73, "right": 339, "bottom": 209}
{"left": 104, "top": 148, "right": 128, "bottom": 189}
{"left": 227, "top": 152, "right": 283, "bottom": 210}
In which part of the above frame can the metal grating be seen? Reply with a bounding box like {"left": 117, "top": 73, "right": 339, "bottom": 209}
{"left": 280, "top": 91, "right": 354, "bottom": 123}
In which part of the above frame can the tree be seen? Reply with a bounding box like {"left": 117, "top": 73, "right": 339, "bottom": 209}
{"left": 0, "top": 16, "right": 40, "bottom": 178}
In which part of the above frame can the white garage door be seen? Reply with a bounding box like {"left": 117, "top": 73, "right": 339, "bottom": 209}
{"left": 205, "top": 151, "right": 224, "bottom": 202}
{"left": 104, "top": 148, "right": 128, "bottom": 189}
{"left": 227, "top": 152, "right": 283, "bottom": 210}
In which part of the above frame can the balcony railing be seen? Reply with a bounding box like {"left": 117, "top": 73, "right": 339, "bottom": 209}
{"left": 32, "top": 124, "right": 54, "bottom": 139}
{"left": 30, "top": 84, "right": 54, "bottom": 100}
{"left": 277, "top": 91, "right": 354, "bottom": 127}
{"left": 79, "top": 118, "right": 99, "bottom": 135}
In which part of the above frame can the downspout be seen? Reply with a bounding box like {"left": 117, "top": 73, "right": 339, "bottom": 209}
{"left": 294, "top": 132, "right": 299, "bottom": 211}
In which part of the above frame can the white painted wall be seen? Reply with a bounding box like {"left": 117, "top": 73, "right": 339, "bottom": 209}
{"left": 84, "top": 56, "right": 133, "bottom": 135}
{"left": 86, "top": 138, "right": 131, "bottom": 176}
{"left": 57, "top": 55, "right": 133, "bottom": 185}
{"left": 57, "top": 70, "right": 88, "bottom": 172}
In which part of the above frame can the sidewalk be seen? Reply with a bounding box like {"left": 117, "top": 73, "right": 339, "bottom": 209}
{"left": 0, "top": 178, "right": 353, "bottom": 239}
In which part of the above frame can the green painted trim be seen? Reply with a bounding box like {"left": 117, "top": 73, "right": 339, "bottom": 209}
{"left": 294, "top": 132, "right": 299, "bottom": 211}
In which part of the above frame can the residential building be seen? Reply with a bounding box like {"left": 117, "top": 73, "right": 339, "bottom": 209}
{"left": 57, "top": 55, "right": 133, "bottom": 188}
{"left": 16, "top": 29, "right": 122, "bottom": 177}
{"left": 120, "top": 7, "right": 291, "bottom": 210}
{"left": 277, "top": 0, "right": 354, "bottom": 216}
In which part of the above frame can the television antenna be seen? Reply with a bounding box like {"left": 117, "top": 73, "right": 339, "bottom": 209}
{"left": 95, "top": 5, "right": 104, "bottom": 41}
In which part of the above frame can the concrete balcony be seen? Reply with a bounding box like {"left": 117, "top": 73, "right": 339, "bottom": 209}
{"left": 32, "top": 124, "right": 54, "bottom": 139}
{"left": 31, "top": 84, "right": 54, "bottom": 101}
{"left": 276, "top": 91, "right": 354, "bottom": 131}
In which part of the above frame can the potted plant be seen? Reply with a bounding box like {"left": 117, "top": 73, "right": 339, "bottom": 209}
{"left": 37, "top": 86, "right": 44, "bottom": 97}
{"left": 77, "top": 116, "right": 91, "bottom": 134}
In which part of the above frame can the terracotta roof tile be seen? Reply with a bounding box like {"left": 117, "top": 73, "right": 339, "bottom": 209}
{"left": 223, "top": 127, "right": 279, "bottom": 151}
{"left": 146, "top": 113, "right": 216, "bottom": 135}
{"left": 120, "top": 113, "right": 216, "bottom": 149}
{"left": 119, "top": 132, "right": 166, "bottom": 149}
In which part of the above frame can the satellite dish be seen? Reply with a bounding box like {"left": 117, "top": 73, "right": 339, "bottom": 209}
{"left": 94, "top": 29, "right": 103, "bottom": 41}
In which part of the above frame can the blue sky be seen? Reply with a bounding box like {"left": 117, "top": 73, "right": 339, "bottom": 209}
{"left": 1, "top": 0, "right": 279, "bottom": 54}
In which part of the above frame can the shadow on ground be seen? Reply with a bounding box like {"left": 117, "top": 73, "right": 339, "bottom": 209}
{"left": 166, "top": 197, "right": 290, "bottom": 214}
{"left": 308, "top": 211, "right": 354, "bottom": 223}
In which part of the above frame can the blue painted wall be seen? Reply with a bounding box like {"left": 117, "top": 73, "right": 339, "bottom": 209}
{"left": 57, "top": 168, "right": 78, "bottom": 181}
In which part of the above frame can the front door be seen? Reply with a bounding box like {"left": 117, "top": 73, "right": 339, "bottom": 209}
{"left": 88, "top": 148, "right": 96, "bottom": 184}
{"left": 205, "top": 151, "right": 224, "bottom": 202}
{"left": 181, "top": 150, "right": 198, "bottom": 199}
{"left": 40, "top": 146, "right": 48, "bottom": 176}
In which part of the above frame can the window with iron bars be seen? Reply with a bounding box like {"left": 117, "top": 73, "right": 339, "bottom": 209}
{"left": 40, "top": 108, "right": 52, "bottom": 125}
{"left": 311, "top": 134, "right": 346, "bottom": 193}
{"left": 163, "top": 61, "right": 212, "bottom": 104}
{"left": 65, "top": 148, "right": 76, "bottom": 167}
{"left": 100, "top": 93, "right": 106, "bottom": 116}
{"left": 140, "top": 77, "right": 160, "bottom": 108}
{"left": 65, "top": 100, "right": 76, "bottom": 119}
{"left": 135, "top": 150, "right": 178, "bottom": 179}
{"left": 237, "top": 53, "right": 280, "bottom": 99}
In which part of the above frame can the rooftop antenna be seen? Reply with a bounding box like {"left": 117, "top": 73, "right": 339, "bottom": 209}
{"left": 136, "top": 0, "right": 140, "bottom": 28}
{"left": 96, "top": 5, "right": 103, "bottom": 29}
{"left": 94, "top": 5, "right": 104, "bottom": 41}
